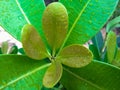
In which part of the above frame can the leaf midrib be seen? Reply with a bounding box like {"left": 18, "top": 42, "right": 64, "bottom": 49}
{"left": 57, "top": 0, "right": 91, "bottom": 55}
{"left": 15, "top": 0, "right": 31, "bottom": 24}
{"left": 0, "top": 63, "right": 51, "bottom": 89}
{"left": 63, "top": 67, "right": 103, "bottom": 90}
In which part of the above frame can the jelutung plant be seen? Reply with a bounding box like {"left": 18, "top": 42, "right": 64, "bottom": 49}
{"left": 0, "top": 0, "right": 120, "bottom": 90}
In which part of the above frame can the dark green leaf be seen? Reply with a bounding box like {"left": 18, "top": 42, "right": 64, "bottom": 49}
{"left": 92, "top": 31, "right": 104, "bottom": 55}
{"left": 117, "top": 36, "right": 120, "bottom": 47}
{"left": 9, "top": 45, "right": 18, "bottom": 54}
{"left": 43, "top": 61, "right": 62, "bottom": 88}
{"left": 0, "top": 55, "right": 50, "bottom": 90}
{"left": 89, "top": 44, "right": 100, "bottom": 60}
{"left": 0, "top": 48, "right": 2, "bottom": 54}
{"left": 106, "top": 31, "right": 117, "bottom": 63}
{"left": 18, "top": 48, "right": 25, "bottom": 54}
{"left": 57, "top": 45, "right": 93, "bottom": 68}
{"left": 59, "top": 0, "right": 118, "bottom": 46}
{"left": 0, "top": 0, "right": 45, "bottom": 40}
{"left": 61, "top": 60, "right": 120, "bottom": 90}
{"left": 21, "top": 24, "right": 49, "bottom": 60}
{"left": 42, "top": 2, "right": 68, "bottom": 54}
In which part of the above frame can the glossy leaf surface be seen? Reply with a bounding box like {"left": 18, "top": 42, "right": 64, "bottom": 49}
{"left": 106, "top": 31, "right": 117, "bottom": 63}
{"left": 21, "top": 24, "right": 48, "bottom": 60}
{"left": 61, "top": 60, "right": 120, "bottom": 90}
{"left": 43, "top": 61, "right": 62, "bottom": 88}
{"left": 0, "top": 55, "right": 51, "bottom": 90}
{"left": 0, "top": 0, "right": 45, "bottom": 40}
{"left": 59, "top": 0, "right": 118, "bottom": 46}
{"left": 57, "top": 45, "right": 93, "bottom": 68}
{"left": 42, "top": 2, "right": 68, "bottom": 53}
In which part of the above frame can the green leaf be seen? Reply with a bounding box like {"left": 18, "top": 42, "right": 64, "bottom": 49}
{"left": 42, "top": 2, "right": 68, "bottom": 54}
{"left": 92, "top": 31, "right": 104, "bottom": 56}
{"left": 112, "top": 48, "right": 120, "bottom": 67}
{"left": 61, "top": 60, "right": 120, "bottom": 90}
{"left": 18, "top": 48, "right": 25, "bottom": 54}
{"left": 117, "top": 36, "right": 120, "bottom": 47}
{"left": 1, "top": 41, "right": 9, "bottom": 54}
{"left": 59, "top": 0, "right": 118, "bottom": 46}
{"left": 21, "top": 24, "right": 49, "bottom": 60}
{"left": 0, "top": 55, "right": 51, "bottom": 90}
{"left": 106, "top": 31, "right": 117, "bottom": 63}
{"left": 57, "top": 45, "right": 93, "bottom": 68}
{"left": 106, "top": 16, "right": 120, "bottom": 33}
{"left": 0, "top": 0, "right": 45, "bottom": 40}
{"left": 0, "top": 48, "right": 2, "bottom": 54}
{"left": 9, "top": 45, "right": 18, "bottom": 54}
{"left": 43, "top": 61, "right": 62, "bottom": 88}
{"left": 89, "top": 44, "right": 100, "bottom": 60}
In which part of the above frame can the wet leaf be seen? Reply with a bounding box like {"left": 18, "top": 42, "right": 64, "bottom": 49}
{"left": 21, "top": 24, "right": 48, "bottom": 60}
{"left": 0, "top": 55, "right": 50, "bottom": 90}
{"left": 59, "top": 0, "right": 119, "bottom": 46}
{"left": 57, "top": 45, "right": 93, "bottom": 68}
{"left": 43, "top": 61, "right": 62, "bottom": 88}
{"left": 61, "top": 60, "right": 120, "bottom": 90}
{"left": 42, "top": 2, "right": 68, "bottom": 54}
{"left": 0, "top": 0, "right": 45, "bottom": 40}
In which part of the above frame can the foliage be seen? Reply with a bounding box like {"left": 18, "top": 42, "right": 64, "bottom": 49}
{"left": 111, "top": 0, "right": 120, "bottom": 19}
{"left": 91, "top": 15, "right": 120, "bottom": 67}
{"left": 0, "top": 41, "right": 18, "bottom": 54}
{"left": 0, "top": 0, "right": 119, "bottom": 90}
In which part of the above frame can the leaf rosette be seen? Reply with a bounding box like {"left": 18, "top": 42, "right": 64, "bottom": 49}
{"left": 21, "top": 2, "right": 93, "bottom": 88}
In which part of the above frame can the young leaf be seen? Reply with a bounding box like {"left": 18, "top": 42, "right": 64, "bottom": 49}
{"left": 0, "top": 0, "right": 45, "bottom": 40}
{"left": 61, "top": 60, "right": 120, "bottom": 90}
{"left": 57, "top": 45, "right": 93, "bottom": 68}
{"left": 59, "top": 0, "right": 119, "bottom": 46}
{"left": 43, "top": 61, "right": 62, "bottom": 88}
{"left": 21, "top": 24, "right": 48, "bottom": 60}
{"left": 112, "top": 48, "right": 120, "bottom": 67}
{"left": 42, "top": 2, "right": 68, "bottom": 54}
{"left": 1, "top": 41, "right": 9, "bottom": 54}
{"left": 106, "top": 31, "right": 117, "bottom": 63}
{"left": 0, "top": 55, "right": 51, "bottom": 90}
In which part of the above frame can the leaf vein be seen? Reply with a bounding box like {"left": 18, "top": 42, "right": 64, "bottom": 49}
{"left": 63, "top": 67, "right": 103, "bottom": 90}
{"left": 0, "top": 63, "right": 51, "bottom": 89}
{"left": 57, "top": 0, "right": 91, "bottom": 55}
{"left": 15, "top": 0, "right": 31, "bottom": 24}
